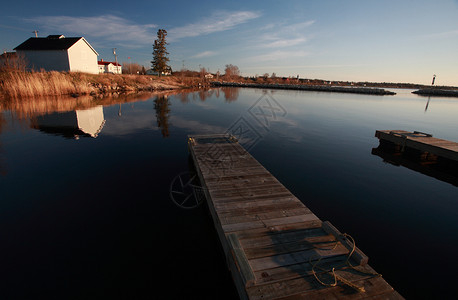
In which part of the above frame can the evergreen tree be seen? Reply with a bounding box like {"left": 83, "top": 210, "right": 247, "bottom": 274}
{"left": 151, "top": 29, "right": 170, "bottom": 76}
{"left": 154, "top": 95, "right": 170, "bottom": 137}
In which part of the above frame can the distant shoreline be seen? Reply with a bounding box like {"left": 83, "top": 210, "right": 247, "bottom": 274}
{"left": 412, "top": 89, "right": 458, "bottom": 98}
{"left": 211, "top": 81, "right": 396, "bottom": 95}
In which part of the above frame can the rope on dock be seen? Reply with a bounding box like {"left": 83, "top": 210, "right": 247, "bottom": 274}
{"left": 310, "top": 234, "right": 380, "bottom": 293}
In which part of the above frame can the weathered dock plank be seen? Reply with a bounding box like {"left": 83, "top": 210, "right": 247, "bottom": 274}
{"left": 188, "top": 134, "right": 401, "bottom": 299}
{"left": 375, "top": 130, "right": 458, "bottom": 162}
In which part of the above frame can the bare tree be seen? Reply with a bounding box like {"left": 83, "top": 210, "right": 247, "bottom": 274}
{"left": 224, "top": 64, "right": 240, "bottom": 80}
{"left": 0, "top": 52, "right": 26, "bottom": 71}
{"left": 200, "top": 67, "right": 207, "bottom": 78}
{"left": 122, "top": 62, "right": 143, "bottom": 74}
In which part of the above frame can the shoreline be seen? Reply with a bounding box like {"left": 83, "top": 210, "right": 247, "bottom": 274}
{"left": 0, "top": 71, "right": 208, "bottom": 100}
{"left": 211, "top": 81, "right": 396, "bottom": 95}
{"left": 3, "top": 71, "right": 458, "bottom": 100}
{"left": 412, "top": 88, "right": 458, "bottom": 98}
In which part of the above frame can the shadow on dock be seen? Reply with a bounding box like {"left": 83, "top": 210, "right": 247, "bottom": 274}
{"left": 239, "top": 224, "right": 393, "bottom": 298}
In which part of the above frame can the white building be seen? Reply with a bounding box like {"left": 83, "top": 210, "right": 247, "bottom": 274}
{"left": 14, "top": 35, "right": 99, "bottom": 74}
{"left": 97, "top": 59, "right": 122, "bottom": 74}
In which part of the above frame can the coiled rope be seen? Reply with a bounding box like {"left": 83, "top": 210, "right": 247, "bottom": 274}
{"left": 310, "top": 233, "right": 380, "bottom": 293}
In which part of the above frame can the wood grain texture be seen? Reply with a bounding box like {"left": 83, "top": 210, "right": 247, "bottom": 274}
{"left": 188, "top": 134, "right": 402, "bottom": 299}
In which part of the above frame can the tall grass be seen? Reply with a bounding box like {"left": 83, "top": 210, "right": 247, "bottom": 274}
{"left": 0, "top": 70, "right": 203, "bottom": 100}
{"left": 0, "top": 71, "right": 94, "bottom": 98}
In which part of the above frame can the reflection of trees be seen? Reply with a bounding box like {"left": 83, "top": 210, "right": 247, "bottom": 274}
{"left": 154, "top": 95, "right": 171, "bottom": 138}
{"left": 0, "top": 113, "right": 5, "bottom": 132}
{"left": 0, "top": 91, "right": 183, "bottom": 120}
{"left": 221, "top": 87, "right": 239, "bottom": 102}
{"left": 177, "top": 89, "right": 214, "bottom": 103}
{"left": 198, "top": 89, "right": 214, "bottom": 101}
{"left": 0, "top": 113, "right": 7, "bottom": 175}
{"left": 177, "top": 92, "right": 189, "bottom": 103}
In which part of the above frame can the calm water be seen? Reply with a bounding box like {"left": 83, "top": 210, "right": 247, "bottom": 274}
{"left": 0, "top": 88, "right": 457, "bottom": 299}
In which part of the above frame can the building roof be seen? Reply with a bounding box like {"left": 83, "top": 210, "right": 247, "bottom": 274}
{"left": 14, "top": 35, "right": 99, "bottom": 55}
{"left": 0, "top": 52, "right": 17, "bottom": 59}
{"left": 47, "top": 35, "right": 65, "bottom": 39}
{"left": 98, "top": 60, "right": 121, "bottom": 66}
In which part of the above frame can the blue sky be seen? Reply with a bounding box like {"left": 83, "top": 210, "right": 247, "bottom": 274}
{"left": 1, "top": 0, "right": 458, "bottom": 85}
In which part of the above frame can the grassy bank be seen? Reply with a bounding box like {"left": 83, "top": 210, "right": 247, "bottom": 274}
{"left": 0, "top": 71, "right": 204, "bottom": 99}
{"left": 0, "top": 71, "right": 93, "bottom": 98}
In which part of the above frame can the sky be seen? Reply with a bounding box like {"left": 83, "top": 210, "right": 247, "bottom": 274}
{"left": 1, "top": 0, "right": 458, "bottom": 86}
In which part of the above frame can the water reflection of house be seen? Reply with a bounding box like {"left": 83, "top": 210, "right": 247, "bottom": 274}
{"left": 31, "top": 106, "right": 105, "bottom": 139}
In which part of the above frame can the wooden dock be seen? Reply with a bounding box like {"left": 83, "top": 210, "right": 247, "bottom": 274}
{"left": 188, "top": 134, "right": 402, "bottom": 300}
{"left": 375, "top": 130, "right": 458, "bottom": 162}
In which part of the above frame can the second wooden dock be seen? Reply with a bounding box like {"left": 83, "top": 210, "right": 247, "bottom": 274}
{"left": 188, "top": 134, "right": 402, "bottom": 300}
{"left": 375, "top": 130, "right": 458, "bottom": 162}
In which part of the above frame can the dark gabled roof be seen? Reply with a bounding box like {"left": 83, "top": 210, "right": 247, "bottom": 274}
{"left": 14, "top": 37, "right": 82, "bottom": 51}
{"left": 13, "top": 36, "right": 99, "bottom": 55}
{"left": 47, "top": 35, "right": 65, "bottom": 39}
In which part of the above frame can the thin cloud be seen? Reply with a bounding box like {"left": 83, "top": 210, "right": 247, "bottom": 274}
{"left": 264, "top": 37, "right": 307, "bottom": 48}
{"left": 25, "top": 15, "right": 157, "bottom": 47}
{"left": 283, "top": 20, "right": 315, "bottom": 32}
{"left": 170, "top": 116, "right": 227, "bottom": 134}
{"left": 168, "top": 11, "right": 261, "bottom": 41}
{"left": 242, "top": 63, "right": 369, "bottom": 70}
{"left": 282, "top": 63, "right": 370, "bottom": 69}
{"left": 251, "top": 50, "right": 310, "bottom": 62}
{"left": 0, "top": 23, "right": 33, "bottom": 32}
{"left": 191, "top": 51, "right": 217, "bottom": 58}
{"left": 258, "top": 20, "right": 315, "bottom": 32}
{"left": 256, "top": 20, "right": 314, "bottom": 48}
{"left": 422, "top": 29, "right": 458, "bottom": 39}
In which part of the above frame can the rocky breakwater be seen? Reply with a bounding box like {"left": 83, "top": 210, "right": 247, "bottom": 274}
{"left": 211, "top": 82, "right": 396, "bottom": 95}
{"left": 412, "top": 89, "right": 458, "bottom": 97}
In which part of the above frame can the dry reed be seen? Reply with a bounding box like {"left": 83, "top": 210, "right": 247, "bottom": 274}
{"left": 0, "top": 70, "right": 203, "bottom": 100}
{"left": 0, "top": 71, "right": 94, "bottom": 98}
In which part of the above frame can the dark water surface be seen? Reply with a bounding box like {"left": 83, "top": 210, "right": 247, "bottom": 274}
{"left": 0, "top": 88, "right": 457, "bottom": 299}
